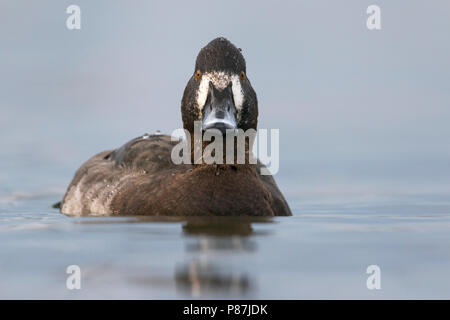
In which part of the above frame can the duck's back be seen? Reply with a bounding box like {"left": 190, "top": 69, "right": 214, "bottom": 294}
{"left": 61, "top": 134, "right": 188, "bottom": 215}
{"left": 61, "top": 134, "right": 291, "bottom": 216}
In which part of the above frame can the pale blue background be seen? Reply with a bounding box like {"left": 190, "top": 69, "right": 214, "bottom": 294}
{"left": 1, "top": 0, "right": 450, "bottom": 204}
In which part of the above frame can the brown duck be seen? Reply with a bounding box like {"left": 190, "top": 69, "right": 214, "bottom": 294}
{"left": 60, "top": 37, "right": 292, "bottom": 217}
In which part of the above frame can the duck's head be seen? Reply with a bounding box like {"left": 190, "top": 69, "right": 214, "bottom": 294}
{"left": 181, "top": 37, "right": 258, "bottom": 135}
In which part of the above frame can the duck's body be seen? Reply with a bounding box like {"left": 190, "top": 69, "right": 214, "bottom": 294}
{"left": 60, "top": 37, "right": 292, "bottom": 217}
{"left": 61, "top": 134, "right": 291, "bottom": 216}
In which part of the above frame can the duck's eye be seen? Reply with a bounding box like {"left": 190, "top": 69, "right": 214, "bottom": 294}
{"left": 240, "top": 71, "right": 246, "bottom": 81}
{"left": 195, "top": 70, "right": 202, "bottom": 79}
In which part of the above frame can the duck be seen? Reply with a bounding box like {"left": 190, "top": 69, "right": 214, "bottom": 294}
{"left": 60, "top": 37, "right": 292, "bottom": 216}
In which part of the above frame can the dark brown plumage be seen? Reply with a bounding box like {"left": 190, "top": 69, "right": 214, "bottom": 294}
{"left": 60, "top": 37, "right": 292, "bottom": 217}
{"left": 61, "top": 135, "right": 291, "bottom": 216}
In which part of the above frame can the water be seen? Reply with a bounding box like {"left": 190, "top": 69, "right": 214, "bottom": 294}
{"left": 1, "top": 191, "right": 450, "bottom": 299}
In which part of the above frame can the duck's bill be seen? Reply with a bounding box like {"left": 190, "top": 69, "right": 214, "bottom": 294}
{"left": 202, "top": 109, "right": 237, "bottom": 134}
{"left": 202, "top": 82, "right": 238, "bottom": 134}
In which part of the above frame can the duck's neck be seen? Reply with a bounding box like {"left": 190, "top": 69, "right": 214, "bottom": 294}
{"left": 177, "top": 162, "right": 274, "bottom": 216}
{"left": 189, "top": 133, "right": 256, "bottom": 166}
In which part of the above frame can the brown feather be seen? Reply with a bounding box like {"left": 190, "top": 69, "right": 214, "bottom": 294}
{"left": 61, "top": 135, "right": 292, "bottom": 216}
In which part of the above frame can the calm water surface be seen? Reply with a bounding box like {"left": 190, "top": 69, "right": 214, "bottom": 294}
{"left": 1, "top": 191, "right": 450, "bottom": 299}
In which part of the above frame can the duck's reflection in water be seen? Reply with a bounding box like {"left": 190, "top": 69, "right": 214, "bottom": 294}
{"left": 175, "top": 217, "right": 272, "bottom": 297}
